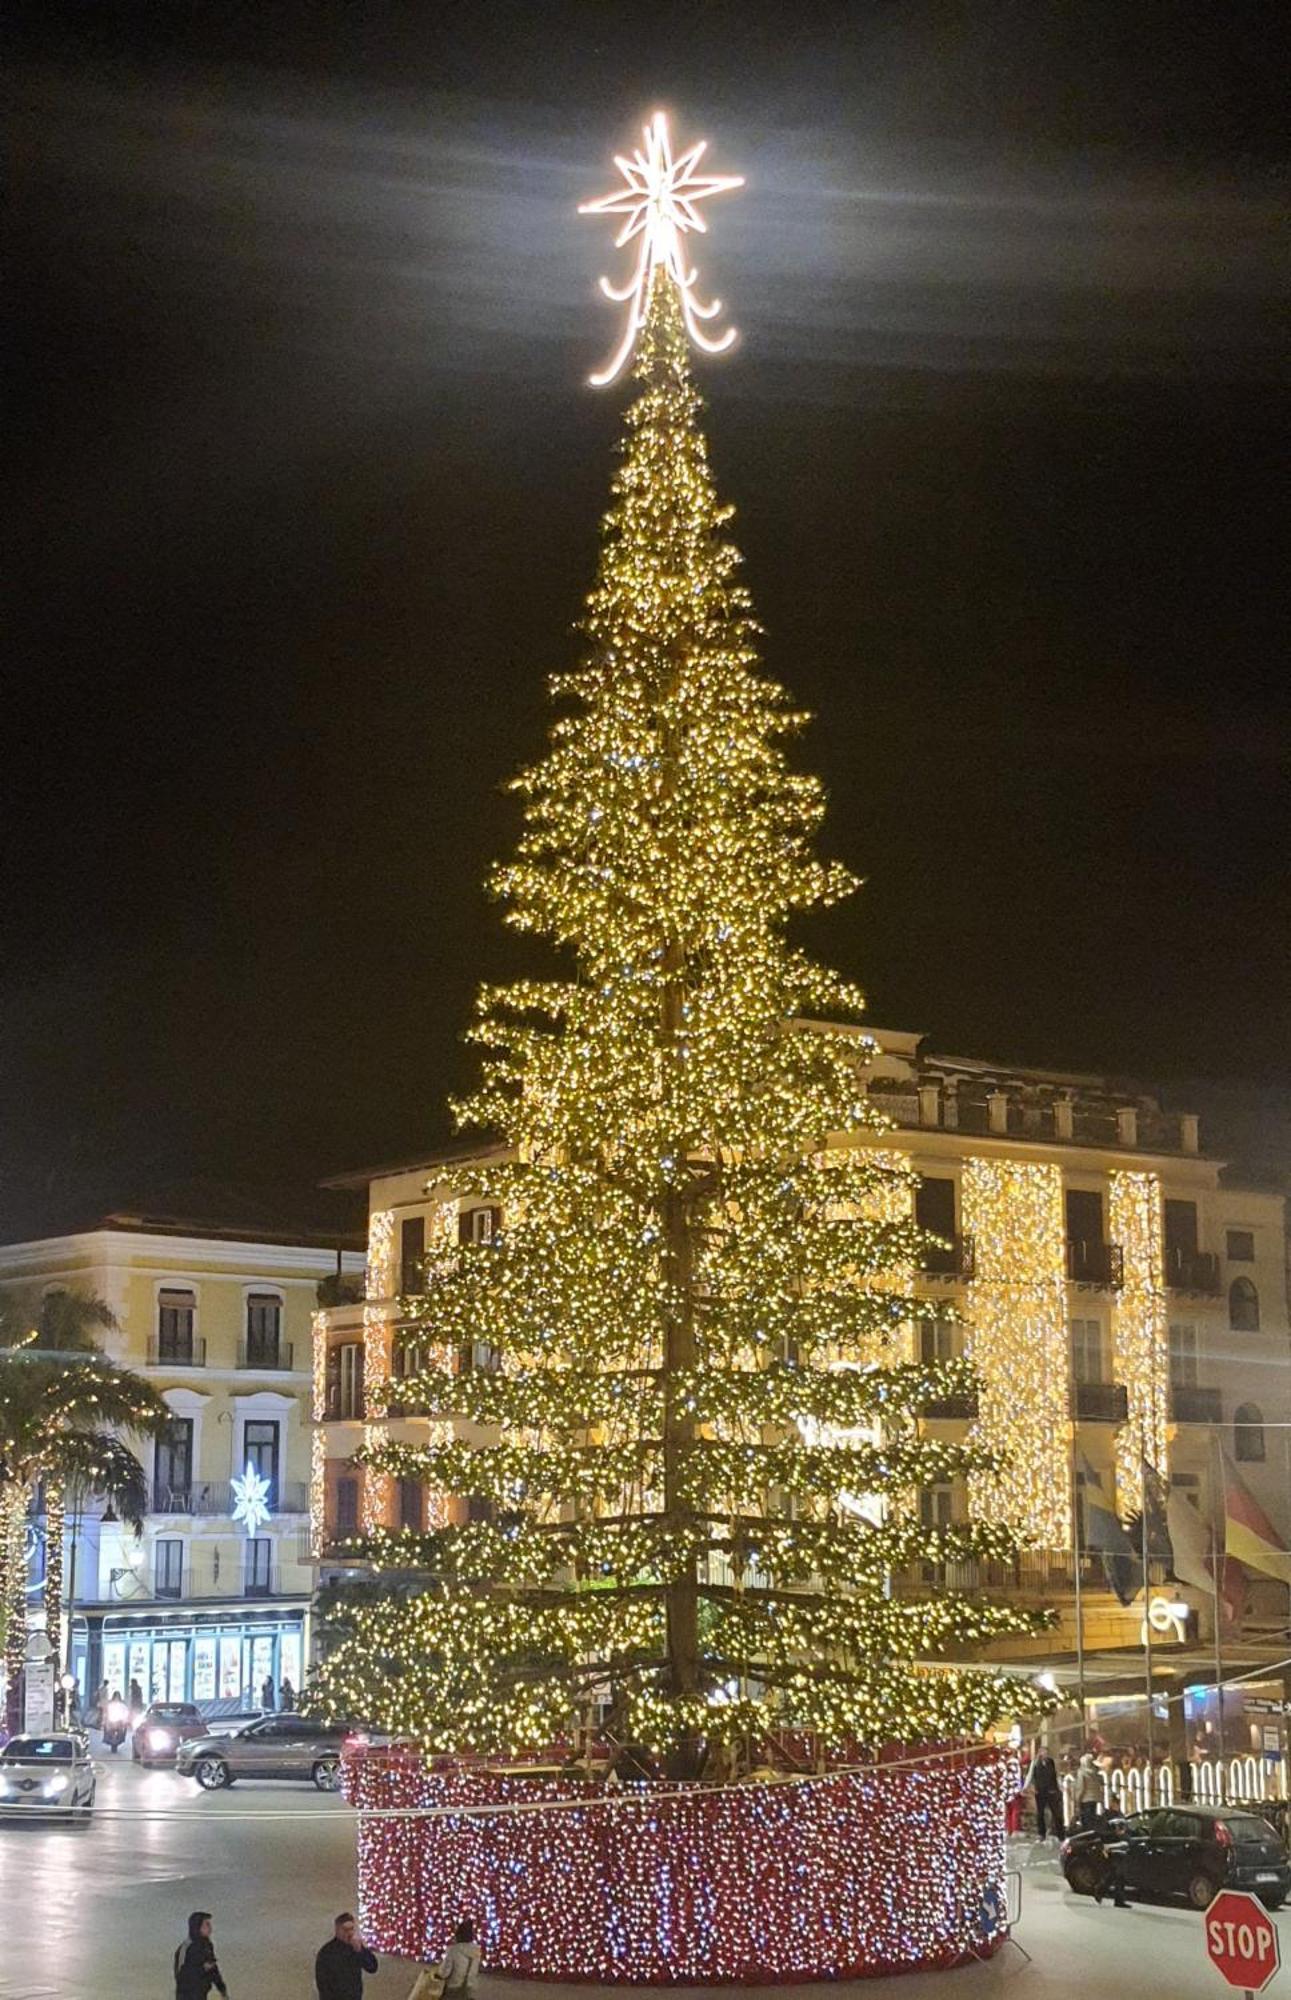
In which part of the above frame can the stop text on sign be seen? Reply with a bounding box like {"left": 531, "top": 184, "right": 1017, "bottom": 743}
{"left": 1207, "top": 1916, "right": 1275, "bottom": 1966}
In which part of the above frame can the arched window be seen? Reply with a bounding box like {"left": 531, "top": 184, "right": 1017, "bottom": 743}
{"left": 1234, "top": 1403, "right": 1265, "bottom": 1462}
{"left": 1229, "top": 1277, "right": 1260, "bottom": 1331}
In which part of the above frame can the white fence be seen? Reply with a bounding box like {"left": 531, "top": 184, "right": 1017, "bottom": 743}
{"left": 1059, "top": 1756, "right": 1287, "bottom": 1822}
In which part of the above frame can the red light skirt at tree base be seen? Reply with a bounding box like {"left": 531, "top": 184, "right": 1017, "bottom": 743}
{"left": 345, "top": 1742, "right": 1016, "bottom": 1985}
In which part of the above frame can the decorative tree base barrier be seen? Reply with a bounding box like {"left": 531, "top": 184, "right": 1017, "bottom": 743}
{"left": 346, "top": 1742, "right": 1015, "bottom": 1984}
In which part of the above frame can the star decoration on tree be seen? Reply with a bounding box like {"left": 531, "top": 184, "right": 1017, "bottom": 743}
{"left": 231, "top": 1461, "right": 272, "bottom": 1536}
{"left": 579, "top": 110, "right": 743, "bottom": 385}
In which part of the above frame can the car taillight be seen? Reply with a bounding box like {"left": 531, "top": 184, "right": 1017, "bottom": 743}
{"left": 1214, "top": 1821, "right": 1233, "bottom": 1848}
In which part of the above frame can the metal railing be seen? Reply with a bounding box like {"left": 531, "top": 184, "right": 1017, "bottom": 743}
{"left": 1171, "top": 1383, "right": 1223, "bottom": 1424}
{"left": 237, "top": 1339, "right": 295, "bottom": 1371}
{"left": 148, "top": 1479, "right": 309, "bottom": 1516}
{"left": 1165, "top": 1248, "right": 1222, "bottom": 1296}
{"left": 1074, "top": 1380, "right": 1129, "bottom": 1423}
{"left": 1066, "top": 1239, "right": 1125, "bottom": 1288}
{"left": 919, "top": 1233, "right": 976, "bottom": 1281}
{"left": 146, "top": 1335, "right": 207, "bottom": 1367}
{"left": 1058, "top": 1757, "right": 1289, "bottom": 1825}
{"left": 323, "top": 1387, "right": 364, "bottom": 1422}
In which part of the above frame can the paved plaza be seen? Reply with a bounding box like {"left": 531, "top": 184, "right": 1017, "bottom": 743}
{"left": 0, "top": 1754, "right": 1274, "bottom": 1998}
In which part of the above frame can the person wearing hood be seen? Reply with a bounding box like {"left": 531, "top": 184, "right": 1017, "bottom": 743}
{"left": 1075, "top": 1752, "right": 1104, "bottom": 1831}
{"left": 174, "top": 1911, "right": 228, "bottom": 1998}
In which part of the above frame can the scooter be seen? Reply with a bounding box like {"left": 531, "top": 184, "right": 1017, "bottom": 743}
{"left": 103, "top": 1698, "right": 129, "bottom": 1753}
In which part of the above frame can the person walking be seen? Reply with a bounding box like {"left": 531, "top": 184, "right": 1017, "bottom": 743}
{"left": 91, "top": 1679, "right": 109, "bottom": 1729}
{"left": 128, "top": 1677, "right": 144, "bottom": 1724}
{"left": 438, "top": 1921, "right": 482, "bottom": 1999}
{"left": 1031, "top": 1747, "right": 1064, "bottom": 1839}
{"left": 1075, "top": 1752, "right": 1103, "bottom": 1832}
{"left": 174, "top": 1911, "right": 228, "bottom": 1998}
{"left": 315, "top": 1912, "right": 378, "bottom": 1999}
{"left": 280, "top": 1676, "right": 296, "bottom": 1711}
{"left": 260, "top": 1675, "right": 275, "bottom": 1711}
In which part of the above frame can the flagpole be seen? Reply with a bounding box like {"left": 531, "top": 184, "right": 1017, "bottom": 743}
{"left": 1210, "top": 1427, "right": 1226, "bottom": 1797}
{"left": 1069, "top": 1423, "right": 1087, "bottom": 1732}
{"left": 1141, "top": 1435, "right": 1155, "bottom": 1784}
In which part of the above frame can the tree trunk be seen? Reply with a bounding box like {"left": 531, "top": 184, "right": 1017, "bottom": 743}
{"left": 43, "top": 1477, "right": 64, "bottom": 1661}
{"left": 1, "top": 1484, "right": 29, "bottom": 1735}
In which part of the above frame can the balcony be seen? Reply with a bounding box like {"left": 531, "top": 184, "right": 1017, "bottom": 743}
{"left": 1066, "top": 1239, "right": 1124, "bottom": 1289}
{"left": 148, "top": 1479, "right": 309, "bottom": 1516}
{"left": 1165, "top": 1248, "right": 1222, "bottom": 1296}
{"left": 147, "top": 1335, "right": 207, "bottom": 1367}
{"left": 920, "top": 1390, "right": 980, "bottom": 1420}
{"left": 919, "top": 1233, "right": 976, "bottom": 1281}
{"left": 323, "top": 1386, "right": 364, "bottom": 1423}
{"left": 237, "top": 1338, "right": 295, "bottom": 1371}
{"left": 1171, "top": 1383, "right": 1223, "bottom": 1425}
{"left": 1074, "top": 1380, "right": 1129, "bottom": 1424}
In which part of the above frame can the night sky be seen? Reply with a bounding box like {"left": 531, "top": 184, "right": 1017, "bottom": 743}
{"left": 6, "top": 3, "right": 1288, "bottom": 1235}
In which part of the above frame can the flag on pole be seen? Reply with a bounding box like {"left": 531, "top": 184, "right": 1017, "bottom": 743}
{"left": 1223, "top": 1451, "right": 1291, "bottom": 1587}
{"left": 1165, "top": 1482, "right": 1214, "bottom": 1595}
{"left": 1078, "top": 1454, "right": 1139, "bottom": 1604}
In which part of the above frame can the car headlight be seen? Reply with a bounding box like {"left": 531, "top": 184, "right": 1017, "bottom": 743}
{"left": 147, "top": 1729, "right": 174, "bottom": 1750}
{"left": 44, "top": 1776, "right": 70, "bottom": 1796}
{"left": 0, "top": 1777, "right": 14, "bottom": 1796}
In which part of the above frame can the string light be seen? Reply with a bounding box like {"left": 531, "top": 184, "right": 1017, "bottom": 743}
{"left": 961, "top": 1158, "right": 1071, "bottom": 1544}
{"left": 579, "top": 111, "right": 742, "bottom": 386}
{"left": 1109, "top": 1170, "right": 1169, "bottom": 1509}
{"left": 348, "top": 1744, "right": 1016, "bottom": 1982}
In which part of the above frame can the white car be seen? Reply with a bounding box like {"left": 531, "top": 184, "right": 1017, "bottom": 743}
{"left": 0, "top": 1733, "right": 96, "bottom": 1820}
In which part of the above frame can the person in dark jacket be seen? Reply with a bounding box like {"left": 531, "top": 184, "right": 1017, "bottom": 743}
{"left": 174, "top": 1911, "right": 228, "bottom": 1998}
{"left": 1030, "top": 1750, "right": 1064, "bottom": 1839}
{"left": 315, "top": 1912, "right": 378, "bottom": 1999}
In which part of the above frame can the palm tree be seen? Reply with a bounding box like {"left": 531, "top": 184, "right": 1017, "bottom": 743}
{"left": 0, "top": 1291, "right": 168, "bottom": 1730}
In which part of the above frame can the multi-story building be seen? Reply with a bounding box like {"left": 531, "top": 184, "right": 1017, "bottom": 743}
{"left": 313, "top": 1034, "right": 1290, "bottom": 1772}
{"left": 0, "top": 1197, "right": 364, "bottom": 1712}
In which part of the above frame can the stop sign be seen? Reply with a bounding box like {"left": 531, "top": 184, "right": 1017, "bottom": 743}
{"left": 1205, "top": 1889, "right": 1281, "bottom": 1993}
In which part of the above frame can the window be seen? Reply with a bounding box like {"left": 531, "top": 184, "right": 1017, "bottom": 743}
{"left": 155, "top": 1539, "right": 183, "bottom": 1600}
{"left": 459, "top": 1338, "right": 502, "bottom": 1375}
{"left": 330, "top": 1343, "right": 363, "bottom": 1419}
{"left": 919, "top": 1484, "right": 954, "bottom": 1531}
{"left": 459, "top": 1205, "right": 501, "bottom": 1246}
{"left": 244, "top": 1538, "right": 272, "bottom": 1597}
{"left": 397, "top": 1477, "right": 424, "bottom": 1532}
{"left": 400, "top": 1216, "right": 426, "bottom": 1296}
{"left": 1229, "top": 1277, "right": 1260, "bottom": 1332}
{"left": 1169, "top": 1324, "right": 1199, "bottom": 1389}
{"left": 1234, "top": 1403, "right": 1265, "bottom": 1463}
{"left": 245, "top": 1293, "right": 282, "bottom": 1363}
{"left": 1226, "top": 1229, "right": 1255, "bottom": 1263}
{"left": 243, "top": 1421, "right": 280, "bottom": 1505}
{"left": 1165, "top": 1200, "right": 1199, "bottom": 1260}
{"left": 155, "top": 1418, "right": 194, "bottom": 1504}
{"left": 1070, "top": 1319, "right": 1105, "bottom": 1386}
{"left": 334, "top": 1477, "right": 359, "bottom": 1538}
{"left": 918, "top": 1318, "right": 956, "bottom": 1365}
{"left": 157, "top": 1288, "right": 196, "bottom": 1361}
{"left": 1066, "top": 1189, "right": 1105, "bottom": 1243}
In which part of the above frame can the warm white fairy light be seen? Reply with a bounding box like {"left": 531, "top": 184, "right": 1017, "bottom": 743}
{"left": 579, "top": 110, "right": 742, "bottom": 385}
{"left": 1109, "top": 1171, "right": 1169, "bottom": 1511}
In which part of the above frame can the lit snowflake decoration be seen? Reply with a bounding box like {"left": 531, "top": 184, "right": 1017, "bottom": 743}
{"left": 579, "top": 111, "right": 743, "bottom": 387}
{"left": 231, "top": 1461, "right": 272, "bottom": 1536}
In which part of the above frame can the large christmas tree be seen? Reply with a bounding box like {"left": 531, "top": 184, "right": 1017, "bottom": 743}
{"left": 315, "top": 253, "right": 1042, "bottom": 1769}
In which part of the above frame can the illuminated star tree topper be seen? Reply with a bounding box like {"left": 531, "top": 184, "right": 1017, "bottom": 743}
{"left": 231, "top": 1461, "right": 272, "bottom": 1536}
{"left": 579, "top": 110, "right": 743, "bottom": 386}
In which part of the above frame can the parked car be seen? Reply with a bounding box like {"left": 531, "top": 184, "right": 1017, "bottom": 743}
{"left": 132, "top": 1701, "right": 207, "bottom": 1767}
{"left": 1062, "top": 1804, "right": 1290, "bottom": 1910}
{"left": 0, "top": 1733, "right": 96, "bottom": 1820}
{"left": 202, "top": 1707, "right": 271, "bottom": 1738}
{"left": 175, "top": 1713, "right": 354, "bottom": 1791}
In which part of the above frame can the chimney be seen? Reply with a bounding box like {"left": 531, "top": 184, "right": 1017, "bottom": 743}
{"left": 1179, "top": 1112, "right": 1200, "bottom": 1155}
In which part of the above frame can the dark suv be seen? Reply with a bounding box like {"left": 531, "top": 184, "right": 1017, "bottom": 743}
{"left": 175, "top": 1713, "right": 354, "bottom": 1791}
{"left": 1062, "top": 1804, "right": 1289, "bottom": 1910}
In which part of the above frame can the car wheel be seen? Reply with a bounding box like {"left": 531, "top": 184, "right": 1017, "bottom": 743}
{"left": 194, "top": 1757, "right": 231, "bottom": 1791}
{"left": 1188, "top": 1872, "right": 1219, "bottom": 1910}
{"left": 312, "top": 1757, "right": 341, "bottom": 1792}
{"left": 1066, "top": 1858, "right": 1100, "bottom": 1898}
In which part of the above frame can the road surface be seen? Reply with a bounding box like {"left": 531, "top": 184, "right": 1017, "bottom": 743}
{"left": 0, "top": 1754, "right": 1278, "bottom": 1997}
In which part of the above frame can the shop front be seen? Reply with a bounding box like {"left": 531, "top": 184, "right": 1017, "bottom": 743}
{"left": 83, "top": 1602, "right": 309, "bottom": 1714}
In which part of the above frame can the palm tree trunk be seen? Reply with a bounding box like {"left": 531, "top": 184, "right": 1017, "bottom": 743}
{"left": 43, "top": 1477, "right": 64, "bottom": 1660}
{"left": 1, "top": 1483, "right": 29, "bottom": 1734}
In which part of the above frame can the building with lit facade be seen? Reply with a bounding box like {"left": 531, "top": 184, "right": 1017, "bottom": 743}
{"left": 0, "top": 1199, "right": 364, "bottom": 1713}
{"left": 313, "top": 1031, "right": 1290, "bottom": 1770}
